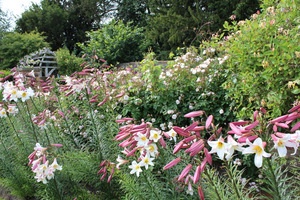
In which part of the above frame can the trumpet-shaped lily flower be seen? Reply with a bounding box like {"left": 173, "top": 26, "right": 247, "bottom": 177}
{"left": 139, "top": 153, "right": 155, "bottom": 169}
{"left": 128, "top": 161, "right": 142, "bottom": 177}
{"left": 271, "top": 134, "right": 297, "bottom": 157}
{"left": 149, "top": 130, "right": 161, "bottom": 142}
{"left": 242, "top": 138, "right": 271, "bottom": 168}
{"left": 135, "top": 132, "right": 149, "bottom": 147}
{"left": 225, "top": 135, "right": 244, "bottom": 160}
{"left": 208, "top": 136, "right": 227, "bottom": 160}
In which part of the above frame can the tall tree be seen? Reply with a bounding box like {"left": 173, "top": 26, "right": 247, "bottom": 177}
{"left": 146, "top": 0, "right": 260, "bottom": 51}
{"left": 116, "top": 0, "right": 149, "bottom": 27}
{"left": 0, "top": 9, "right": 11, "bottom": 39}
{"left": 15, "top": 0, "right": 118, "bottom": 51}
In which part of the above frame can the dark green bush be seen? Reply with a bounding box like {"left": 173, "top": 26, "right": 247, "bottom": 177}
{"left": 0, "top": 31, "right": 49, "bottom": 69}
{"left": 78, "top": 20, "right": 150, "bottom": 66}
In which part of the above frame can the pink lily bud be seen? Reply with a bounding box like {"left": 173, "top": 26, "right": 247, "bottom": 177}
{"left": 99, "top": 160, "right": 107, "bottom": 167}
{"left": 0, "top": 72, "right": 4, "bottom": 75}
{"left": 57, "top": 110, "right": 65, "bottom": 117}
{"left": 288, "top": 105, "right": 300, "bottom": 113}
{"left": 185, "top": 140, "right": 203, "bottom": 153}
{"left": 50, "top": 144, "right": 63, "bottom": 147}
{"left": 275, "top": 122, "right": 289, "bottom": 129}
{"left": 80, "top": 62, "right": 87, "bottom": 67}
{"left": 160, "top": 137, "right": 166, "bottom": 148}
{"left": 270, "top": 115, "right": 288, "bottom": 123}
{"left": 198, "top": 185, "right": 205, "bottom": 200}
{"left": 173, "top": 141, "right": 184, "bottom": 154}
{"left": 38, "top": 119, "right": 46, "bottom": 126}
{"left": 200, "top": 158, "right": 207, "bottom": 172}
{"left": 230, "top": 121, "right": 250, "bottom": 126}
{"left": 217, "top": 127, "right": 223, "bottom": 135}
{"left": 229, "top": 123, "right": 242, "bottom": 136}
{"left": 204, "top": 148, "right": 212, "bottom": 165}
{"left": 126, "top": 147, "right": 138, "bottom": 157}
{"left": 238, "top": 135, "right": 258, "bottom": 143}
{"left": 194, "top": 165, "right": 201, "bottom": 184}
{"left": 245, "top": 120, "right": 259, "bottom": 130}
{"left": 173, "top": 126, "right": 190, "bottom": 137}
{"left": 208, "top": 134, "right": 216, "bottom": 141}
{"left": 206, "top": 115, "right": 213, "bottom": 129}
{"left": 178, "top": 164, "right": 193, "bottom": 181}
{"left": 163, "top": 157, "right": 182, "bottom": 170}
{"left": 260, "top": 107, "right": 267, "bottom": 114}
{"left": 115, "top": 132, "right": 131, "bottom": 141}
{"left": 291, "top": 121, "right": 300, "bottom": 132}
{"left": 65, "top": 90, "right": 74, "bottom": 96}
{"left": 189, "top": 144, "right": 204, "bottom": 157}
{"left": 43, "top": 154, "right": 46, "bottom": 164}
{"left": 163, "top": 131, "right": 171, "bottom": 139}
{"left": 28, "top": 151, "right": 37, "bottom": 160}
{"left": 183, "top": 135, "right": 197, "bottom": 143}
{"left": 97, "top": 96, "right": 108, "bottom": 106}
{"left": 89, "top": 99, "right": 99, "bottom": 103}
{"left": 116, "top": 93, "right": 125, "bottom": 98}
{"left": 253, "top": 110, "right": 259, "bottom": 121}
{"left": 271, "top": 134, "right": 278, "bottom": 142}
{"left": 100, "top": 173, "right": 107, "bottom": 180}
{"left": 192, "top": 126, "right": 205, "bottom": 131}
{"left": 286, "top": 113, "right": 300, "bottom": 121}
{"left": 273, "top": 125, "right": 278, "bottom": 132}
{"left": 92, "top": 94, "right": 99, "bottom": 99}
{"left": 184, "top": 111, "right": 205, "bottom": 118}
{"left": 185, "top": 121, "right": 199, "bottom": 131}
{"left": 100, "top": 59, "right": 106, "bottom": 63}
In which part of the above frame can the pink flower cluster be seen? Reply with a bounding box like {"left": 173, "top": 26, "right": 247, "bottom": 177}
{"left": 163, "top": 104, "right": 300, "bottom": 199}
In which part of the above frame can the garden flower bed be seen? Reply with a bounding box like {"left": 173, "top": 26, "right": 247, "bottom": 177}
{"left": 0, "top": 0, "right": 299, "bottom": 199}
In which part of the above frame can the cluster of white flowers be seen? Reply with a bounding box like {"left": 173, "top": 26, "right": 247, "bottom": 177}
{"left": 127, "top": 130, "right": 162, "bottom": 177}
{"left": 28, "top": 143, "right": 62, "bottom": 184}
{"left": 0, "top": 104, "right": 19, "bottom": 118}
{"left": 2, "top": 81, "right": 35, "bottom": 102}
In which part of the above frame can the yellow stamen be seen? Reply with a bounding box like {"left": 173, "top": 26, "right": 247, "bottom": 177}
{"left": 217, "top": 141, "right": 224, "bottom": 149}
{"left": 253, "top": 145, "right": 263, "bottom": 155}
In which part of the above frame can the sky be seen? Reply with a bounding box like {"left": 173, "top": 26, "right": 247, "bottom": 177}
{"left": 1, "top": 0, "right": 41, "bottom": 17}
{"left": 1, "top": 0, "right": 41, "bottom": 28}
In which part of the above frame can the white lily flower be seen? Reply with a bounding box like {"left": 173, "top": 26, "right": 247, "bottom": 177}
{"left": 208, "top": 136, "right": 227, "bottom": 160}
{"left": 128, "top": 161, "right": 142, "bottom": 177}
{"left": 242, "top": 138, "right": 271, "bottom": 168}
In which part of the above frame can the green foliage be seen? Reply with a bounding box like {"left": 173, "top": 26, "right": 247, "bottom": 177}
{"left": 212, "top": 0, "right": 300, "bottom": 119}
{"left": 146, "top": 0, "right": 260, "bottom": 51}
{"left": 0, "top": 31, "right": 49, "bottom": 69}
{"left": 116, "top": 0, "right": 149, "bottom": 27}
{"left": 257, "top": 156, "right": 300, "bottom": 200}
{"left": 202, "top": 165, "right": 255, "bottom": 200}
{"left": 79, "top": 20, "right": 150, "bottom": 65}
{"left": 0, "top": 10, "right": 11, "bottom": 39}
{"left": 55, "top": 48, "right": 85, "bottom": 75}
{"left": 0, "top": 70, "right": 11, "bottom": 78}
{"left": 16, "top": 0, "right": 118, "bottom": 51}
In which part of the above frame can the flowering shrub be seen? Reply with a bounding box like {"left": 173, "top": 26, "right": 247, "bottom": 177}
{"left": 205, "top": 0, "right": 300, "bottom": 118}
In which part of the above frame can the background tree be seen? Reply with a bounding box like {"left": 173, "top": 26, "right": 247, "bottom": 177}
{"left": 16, "top": 0, "right": 118, "bottom": 52}
{"left": 116, "top": 0, "right": 149, "bottom": 27}
{"left": 0, "top": 9, "right": 11, "bottom": 39}
{"left": 146, "top": 0, "right": 260, "bottom": 54}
